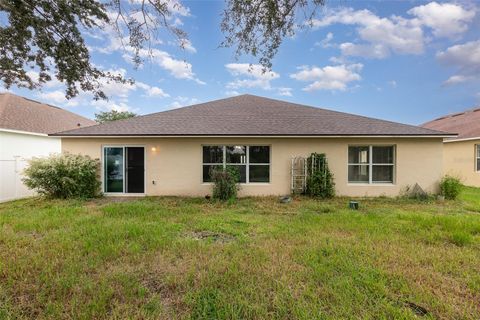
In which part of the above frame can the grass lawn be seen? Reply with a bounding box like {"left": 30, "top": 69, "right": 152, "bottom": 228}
{"left": 1, "top": 189, "right": 480, "bottom": 319}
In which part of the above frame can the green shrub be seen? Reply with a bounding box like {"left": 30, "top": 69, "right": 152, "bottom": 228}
{"left": 210, "top": 166, "right": 240, "bottom": 201}
{"left": 23, "top": 153, "right": 101, "bottom": 199}
{"left": 306, "top": 153, "right": 335, "bottom": 198}
{"left": 440, "top": 175, "right": 462, "bottom": 200}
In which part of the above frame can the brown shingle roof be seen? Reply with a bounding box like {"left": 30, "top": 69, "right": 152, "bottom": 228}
{"left": 422, "top": 107, "right": 480, "bottom": 140}
{"left": 52, "top": 94, "right": 452, "bottom": 137}
{"left": 0, "top": 93, "right": 96, "bottom": 134}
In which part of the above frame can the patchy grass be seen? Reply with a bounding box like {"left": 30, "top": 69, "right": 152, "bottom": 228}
{"left": 1, "top": 191, "right": 480, "bottom": 319}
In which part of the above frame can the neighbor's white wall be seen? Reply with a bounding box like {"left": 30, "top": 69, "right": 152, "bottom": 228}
{"left": 0, "top": 130, "right": 61, "bottom": 159}
{"left": 0, "top": 130, "right": 61, "bottom": 202}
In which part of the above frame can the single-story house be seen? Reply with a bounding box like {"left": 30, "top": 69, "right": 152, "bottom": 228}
{"left": 52, "top": 94, "right": 454, "bottom": 197}
{"left": 422, "top": 108, "right": 479, "bottom": 186}
{"left": 0, "top": 93, "right": 96, "bottom": 202}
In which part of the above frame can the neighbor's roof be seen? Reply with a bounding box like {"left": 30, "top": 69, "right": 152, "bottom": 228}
{"left": 422, "top": 107, "right": 479, "bottom": 141}
{"left": 52, "top": 94, "right": 453, "bottom": 137}
{"left": 0, "top": 93, "right": 96, "bottom": 135}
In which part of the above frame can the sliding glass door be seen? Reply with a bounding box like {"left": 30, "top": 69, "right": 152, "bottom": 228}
{"left": 126, "top": 147, "right": 145, "bottom": 193}
{"left": 104, "top": 147, "right": 124, "bottom": 193}
{"left": 104, "top": 146, "right": 145, "bottom": 194}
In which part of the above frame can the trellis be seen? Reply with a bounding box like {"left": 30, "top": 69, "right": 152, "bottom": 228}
{"left": 291, "top": 156, "right": 307, "bottom": 194}
{"left": 291, "top": 153, "right": 332, "bottom": 196}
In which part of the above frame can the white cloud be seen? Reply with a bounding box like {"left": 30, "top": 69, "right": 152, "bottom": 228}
{"left": 339, "top": 42, "right": 390, "bottom": 59}
{"left": 136, "top": 81, "right": 170, "bottom": 98}
{"left": 408, "top": 2, "right": 475, "bottom": 38}
{"left": 312, "top": 7, "right": 424, "bottom": 58}
{"left": 166, "top": 0, "right": 191, "bottom": 17}
{"left": 172, "top": 17, "right": 183, "bottom": 27}
{"left": 225, "top": 63, "right": 280, "bottom": 90}
{"left": 34, "top": 67, "right": 169, "bottom": 112}
{"left": 388, "top": 80, "right": 397, "bottom": 88}
{"left": 225, "top": 90, "right": 240, "bottom": 96}
{"left": 315, "top": 32, "right": 334, "bottom": 48}
{"left": 37, "top": 90, "right": 79, "bottom": 107}
{"left": 290, "top": 64, "right": 363, "bottom": 91}
{"left": 98, "top": 68, "right": 136, "bottom": 100}
{"left": 277, "top": 87, "right": 293, "bottom": 96}
{"left": 90, "top": 99, "right": 131, "bottom": 112}
{"left": 437, "top": 40, "right": 480, "bottom": 85}
{"left": 437, "top": 40, "right": 480, "bottom": 67}
{"left": 89, "top": 10, "right": 203, "bottom": 84}
{"left": 312, "top": 2, "right": 475, "bottom": 59}
{"left": 169, "top": 96, "right": 199, "bottom": 109}
{"left": 122, "top": 47, "right": 204, "bottom": 84}
{"left": 443, "top": 75, "right": 474, "bottom": 85}
{"left": 145, "top": 86, "right": 169, "bottom": 97}
{"left": 179, "top": 39, "right": 197, "bottom": 53}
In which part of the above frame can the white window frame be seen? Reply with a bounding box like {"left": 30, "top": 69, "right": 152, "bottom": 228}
{"left": 348, "top": 145, "right": 396, "bottom": 184}
{"left": 476, "top": 145, "right": 480, "bottom": 172}
{"left": 102, "top": 145, "right": 146, "bottom": 195}
{"left": 202, "top": 145, "right": 271, "bottom": 184}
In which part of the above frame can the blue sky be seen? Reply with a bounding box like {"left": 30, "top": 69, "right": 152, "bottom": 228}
{"left": 4, "top": 0, "right": 480, "bottom": 125}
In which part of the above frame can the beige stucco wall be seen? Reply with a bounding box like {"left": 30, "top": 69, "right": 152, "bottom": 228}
{"left": 442, "top": 139, "right": 480, "bottom": 187}
{"left": 61, "top": 137, "right": 444, "bottom": 197}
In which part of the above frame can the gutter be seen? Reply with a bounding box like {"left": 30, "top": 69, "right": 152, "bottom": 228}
{"left": 50, "top": 134, "right": 457, "bottom": 139}
{"left": 0, "top": 128, "right": 50, "bottom": 137}
{"left": 443, "top": 136, "right": 480, "bottom": 143}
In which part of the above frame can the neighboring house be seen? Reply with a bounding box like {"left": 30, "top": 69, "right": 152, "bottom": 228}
{"left": 52, "top": 95, "right": 453, "bottom": 197}
{"left": 422, "top": 108, "right": 480, "bottom": 187}
{"left": 0, "top": 93, "right": 96, "bottom": 202}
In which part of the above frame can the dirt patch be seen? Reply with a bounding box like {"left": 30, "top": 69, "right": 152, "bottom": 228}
{"left": 185, "top": 231, "right": 236, "bottom": 243}
{"left": 404, "top": 301, "right": 429, "bottom": 317}
{"left": 86, "top": 197, "right": 145, "bottom": 207}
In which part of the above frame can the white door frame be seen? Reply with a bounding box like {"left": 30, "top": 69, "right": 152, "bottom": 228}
{"left": 102, "top": 145, "right": 146, "bottom": 196}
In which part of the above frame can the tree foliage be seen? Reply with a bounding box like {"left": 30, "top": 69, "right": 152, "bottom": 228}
{"left": 94, "top": 110, "right": 137, "bottom": 123}
{"left": 221, "top": 0, "right": 325, "bottom": 70}
{"left": 0, "top": 0, "right": 188, "bottom": 100}
{"left": 0, "top": 0, "right": 325, "bottom": 100}
{"left": 0, "top": 0, "right": 115, "bottom": 100}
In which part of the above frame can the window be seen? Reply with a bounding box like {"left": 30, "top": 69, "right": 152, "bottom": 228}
{"left": 477, "top": 145, "right": 480, "bottom": 172}
{"left": 348, "top": 145, "right": 395, "bottom": 184}
{"left": 202, "top": 146, "right": 223, "bottom": 183}
{"left": 226, "top": 146, "right": 247, "bottom": 183}
{"left": 202, "top": 145, "right": 270, "bottom": 183}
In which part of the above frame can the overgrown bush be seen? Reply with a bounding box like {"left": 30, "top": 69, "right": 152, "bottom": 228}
{"left": 306, "top": 153, "right": 335, "bottom": 198}
{"left": 23, "top": 153, "right": 101, "bottom": 199}
{"left": 210, "top": 166, "right": 240, "bottom": 201}
{"left": 440, "top": 175, "right": 462, "bottom": 200}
